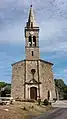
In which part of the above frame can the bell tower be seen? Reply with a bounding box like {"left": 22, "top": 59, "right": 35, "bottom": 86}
{"left": 25, "top": 5, "right": 40, "bottom": 60}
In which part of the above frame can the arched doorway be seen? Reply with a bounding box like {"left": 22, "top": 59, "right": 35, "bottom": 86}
{"left": 30, "top": 87, "right": 37, "bottom": 100}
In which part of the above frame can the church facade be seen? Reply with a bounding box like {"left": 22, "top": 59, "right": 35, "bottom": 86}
{"left": 11, "top": 5, "right": 56, "bottom": 101}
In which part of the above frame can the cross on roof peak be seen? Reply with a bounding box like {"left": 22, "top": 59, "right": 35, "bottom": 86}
{"left": 30, "top": 5, "right": 32, "bottom": 7}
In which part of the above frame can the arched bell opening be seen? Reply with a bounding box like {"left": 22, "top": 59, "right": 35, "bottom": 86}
{"left": 28, "top": 35, "right": 32, "bottom": 46}
{"left": 33, "top": 36, "right": 36, "bottom": 47}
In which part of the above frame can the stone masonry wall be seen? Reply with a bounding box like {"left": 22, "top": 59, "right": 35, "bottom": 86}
{"left": 11, "top": 61, "right": 25, "bottom": 100}
{"left": 26, "top": 60, "right": 38, "bottom": 82}
{"left": 11, "top": 60, "right": 56, "bottom": 100}
{"left": 25, "top": 60, "right": 39, "bottom": 99}
{"left": 39, "top": 60, "right": 56, "bottom": 100}
{"left": 26, "top": 48, "right": 39, "bottom": 60}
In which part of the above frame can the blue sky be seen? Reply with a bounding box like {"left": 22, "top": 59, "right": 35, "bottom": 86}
{"left": 0, "top": 0, "right": 67, "bottom": 84}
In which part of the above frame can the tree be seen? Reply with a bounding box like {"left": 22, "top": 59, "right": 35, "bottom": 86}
{"left": 54, "top": 79, "right": 66, "bottom": 89}
{"left": 63, "top": 86, "right": 67, "bottom": 99}
{"left": 1, "top": 85, "right": 11, "bottom": 97}
{"left": 0, "top": 82, "right": 7, "bottom": 89}
{"left": 0, "top": 82, "right": 11, "bottom": 97}
{"left": 54, "top": 79, "right": 66, "bottom": 100}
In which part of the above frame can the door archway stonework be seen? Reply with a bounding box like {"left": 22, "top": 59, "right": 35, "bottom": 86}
{"left": 26, "top": 85, "right": 38, "bottom": 100}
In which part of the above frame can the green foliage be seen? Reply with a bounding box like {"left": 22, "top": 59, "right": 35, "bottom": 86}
{"left": 43, "top": 99, "right": 49, "bottom": 106}
{"left": 6, "top": 84, "right": 11, "bottom": 94}
{"left": 0, "top": 82, "right": 11, "bottom": 97}
{"left": 0, "top": 82, "right": 7, "bottom": 89}
{"left": 53, "top": 98, "right": 57, "bottom": 102}
{"left": 38, "top": 98, "right": 41, "bottom": 105}
{"left": 54, "top": 79, "right": 66, "bottom": 89}
{"left": 63, "top": 86, "right": 67, "bottom": 99}
{"left": 64, "top": 86, "right": 67, "bottom": 92}
{"left": 54, "top": 79, "right": 67, "bottom": 100}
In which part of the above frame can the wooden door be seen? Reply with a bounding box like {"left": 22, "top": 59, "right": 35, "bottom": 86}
{"left": 30, "top": 87, "right": 37, "bottom": 100}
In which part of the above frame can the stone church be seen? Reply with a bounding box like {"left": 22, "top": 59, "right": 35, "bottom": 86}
{"left": 11, "top": 5, "right": 56, "bottom": 101}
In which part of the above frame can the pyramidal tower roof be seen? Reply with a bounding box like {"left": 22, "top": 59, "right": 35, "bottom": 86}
{"left": 26, "top": 5, "right": 39, "bottom": 28}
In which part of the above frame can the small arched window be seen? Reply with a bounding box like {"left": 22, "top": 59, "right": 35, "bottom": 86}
{"left": 32, "top": 51, "right": 34, "bottom": 56}
{"left": 31, "top": 69, "right": 36, "bottom": 75}
{"left": 31, "top": 69, "right": 36, "bottom": 81}
{"left": 29, "top": 36, "right": 32, "bottom": 46}
{"left": 33, "top": 36, "right": 36, "bottom": 47}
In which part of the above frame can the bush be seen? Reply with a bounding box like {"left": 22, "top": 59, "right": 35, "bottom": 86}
{"left": 43, "top": 99, "right": 49, "bottom": 106}
{"left": 38, "top": 99, "right": 41, "bottom": 105}
{"left": 53, "top": 98, "right": 57, "bottom": 102}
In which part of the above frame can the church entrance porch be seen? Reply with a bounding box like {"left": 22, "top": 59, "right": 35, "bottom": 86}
{"left": 30, "top": 87, "right": 37, "bottom": 100}
{"left": 25, "top": 84, "right": 40, "bottom": 100}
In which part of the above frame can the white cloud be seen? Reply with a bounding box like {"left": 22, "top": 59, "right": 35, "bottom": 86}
{"left": 64, "top": 69, "right": 67, "bottom": 73}
{"left": 0, "top": 23, "right": 25, "bottom": 44}
{"left": 0, "top": 0, "right": 67, "bottom": 83}
{"left": 0, "top": 0, "right": 67, "bottom": 51}
{"left": 40, "top": 41, "right": 67, "bottom": 53}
